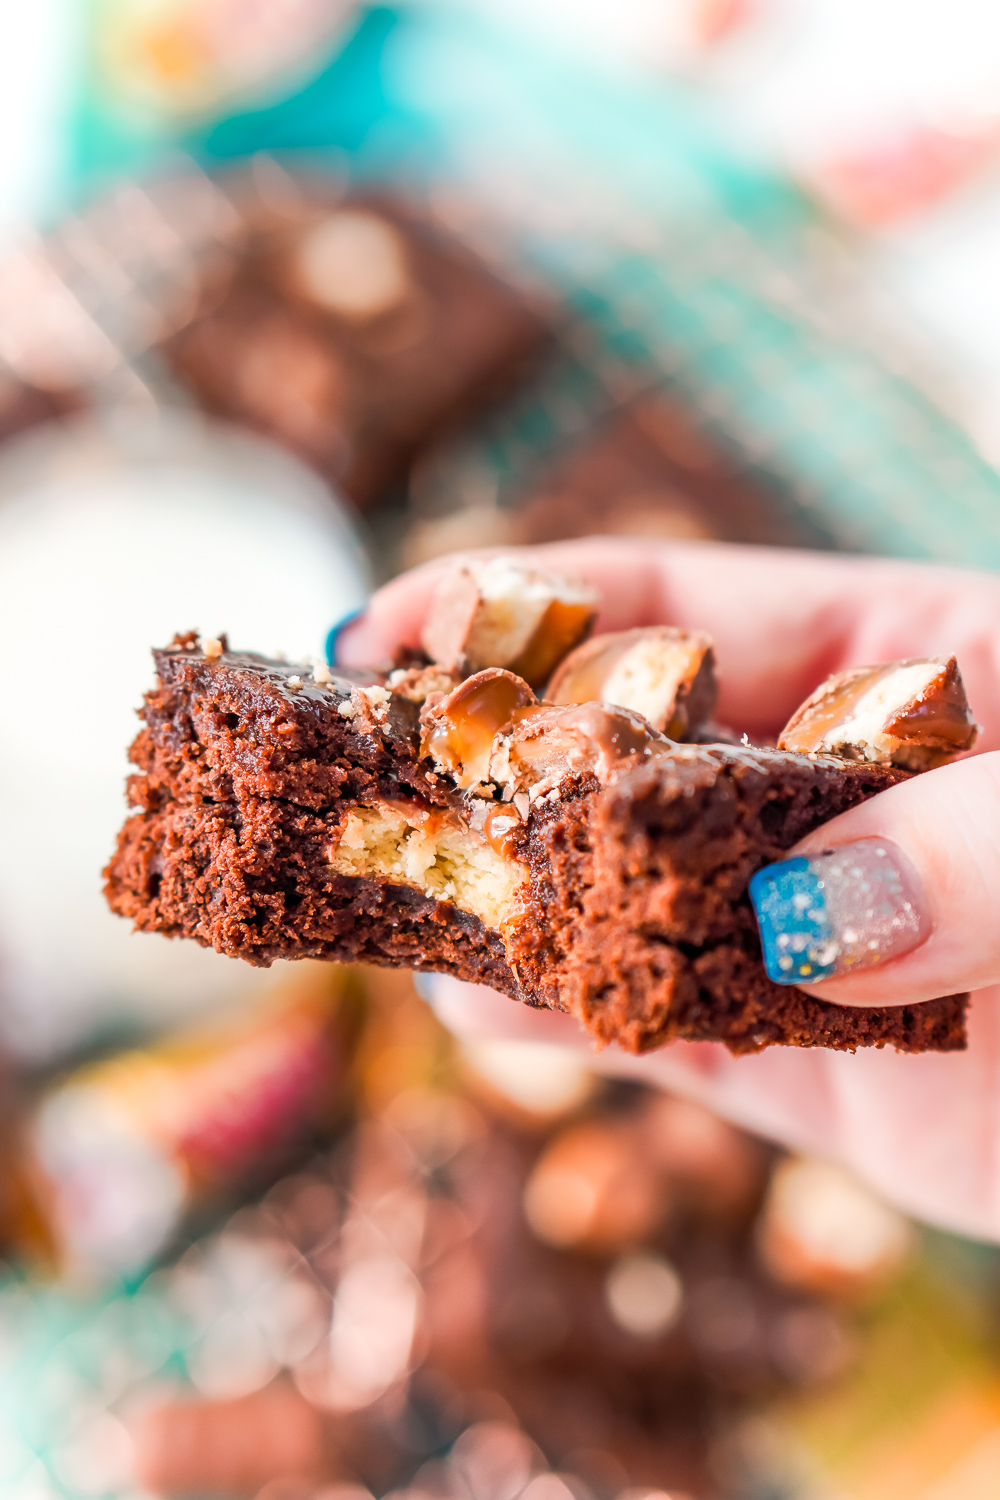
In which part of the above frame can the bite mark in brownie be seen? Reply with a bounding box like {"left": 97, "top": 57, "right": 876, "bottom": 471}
{"left": 105, "top": 639, "right": 968, "bottom": 1057}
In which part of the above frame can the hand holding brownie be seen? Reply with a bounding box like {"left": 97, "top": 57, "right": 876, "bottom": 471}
{"left": 335, "top": 537, "right": 999, "bottom": 1009}
{"left": 336, "top": 538, "right": 1000, "bottom": 1238}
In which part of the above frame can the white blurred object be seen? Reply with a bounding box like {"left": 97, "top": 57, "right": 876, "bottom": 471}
{"left": 698, "top": 0, "right": 1000, "bottom": 159}
{"left": 460, "top": 1038, "right": 594, "bottom": 1119}
{"left": 324, "top": 1253, "right": 422, "bottom": 1407}
{"left": 450, "top": 1422, "right": 544, "bottom": 1500}
{"left": 0, "top": 0, "right": 78, "bottom": 238}
{"left": 295, "top": 209, "right": 413, "bottom": 321}
{"left": 605, "top": 1251, "right": 684, "bottom": 1339}
{"left": 49, "top": 1410, "right": 135, "bottom": 1495}
{"left": 0, "top": 407, "right": 370, "bottom": 1059}
{"left": 519, "top": 1477, "right": 577, "bottom": 1500}
{"left": 456, "top": 0, "right": 754, "bottom": 77}
{"left": 757, "top": 1156, "right": 912, "bottom": 1297}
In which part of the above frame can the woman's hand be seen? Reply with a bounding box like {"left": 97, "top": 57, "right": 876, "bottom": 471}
{"left": 336, "top": 539, "right": 1000, "bottom": 1239}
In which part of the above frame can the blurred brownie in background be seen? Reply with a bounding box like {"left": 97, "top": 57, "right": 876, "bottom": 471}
{"left": 404, "top": 381, "right": 823, "bottom": 568}
{"left": 163, "top": 192, "right": 552, "bottom": 509}
{"left": 0, "top": 372, "right": 84, "bottom": 447}
{"left": 511, "top": 388, "right": 819, "bottom": 548}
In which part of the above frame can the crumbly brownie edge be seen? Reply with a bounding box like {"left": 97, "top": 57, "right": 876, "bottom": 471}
{"left": 130, "top": 646, "right": 449, "bottom": 814}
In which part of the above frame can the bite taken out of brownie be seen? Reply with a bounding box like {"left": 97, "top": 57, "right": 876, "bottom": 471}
{"left": 105, "top": 564, "right": 973, "bottom": 1058}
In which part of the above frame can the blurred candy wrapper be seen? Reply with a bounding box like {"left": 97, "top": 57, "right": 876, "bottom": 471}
{"left": 804, "top": 115, "right": 1000, "bottom": 229}
{"left": 0, "top": 964, "right": 360, "bottom": 1283}
{"left": 96, "top": 0, "right": 358, "bottom": 120}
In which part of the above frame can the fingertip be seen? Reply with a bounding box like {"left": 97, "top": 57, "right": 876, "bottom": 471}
{"left": 777, "top": 754, "right": 1000, "bottom": 1005}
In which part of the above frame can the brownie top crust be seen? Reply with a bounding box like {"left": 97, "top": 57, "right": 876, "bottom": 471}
{"left": 136, "top": 637, "right": 453, "bottom": 814}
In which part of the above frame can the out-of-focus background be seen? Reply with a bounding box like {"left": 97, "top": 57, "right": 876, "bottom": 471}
{"left": 6, "top": 3, "right": 1000, "bottom": 1497}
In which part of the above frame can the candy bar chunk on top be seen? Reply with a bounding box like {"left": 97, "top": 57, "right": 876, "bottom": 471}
{"left": 548, "top": 625, "right": 716, "bottom": 738}
{"left": 419, "top": 557, "right": 599, "bottom": 687}
{"left": 418, "top": 668, "right": 675, "bottom": 799}
{"left": 778, "top": 655, "right": 978, "bottom": 771}
{"left": 417, "top": 556, "right": 718, "bottom": 745}
{"left": 415, "top": 561, "right": 980, "bottom": 775}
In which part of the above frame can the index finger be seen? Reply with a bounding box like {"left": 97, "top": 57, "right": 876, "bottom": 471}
{"left": 336, "top": 538, "right": 1000, "bottom": 745}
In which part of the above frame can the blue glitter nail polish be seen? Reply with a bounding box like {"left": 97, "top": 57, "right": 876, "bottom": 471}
{"left": 412, "top": 973, "right": 438, "bottom": 1002}
{"left": 325, "top": 607, "right": 366, "bottom": 666}
{"left": 749, "top": 839, "right": 927, "bottom": 986}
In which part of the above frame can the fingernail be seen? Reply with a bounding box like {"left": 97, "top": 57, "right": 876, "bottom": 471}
{"left": 325, "top": 607, "right": 366, "bottom": 666}
{"left": 412, "top": 973, "right": 438, "bottom": 1002}
{"left": 749, "top": 838, "right": 928, "bottom": 985}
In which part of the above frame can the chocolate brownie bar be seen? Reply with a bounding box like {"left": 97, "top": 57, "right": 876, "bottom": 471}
{"left": 105, "top": 638, "right": 967, "bottom": 1056}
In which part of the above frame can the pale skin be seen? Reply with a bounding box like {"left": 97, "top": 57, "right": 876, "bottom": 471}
{"left": 338, "top": 539, "right": 1000, "bottom": 1241}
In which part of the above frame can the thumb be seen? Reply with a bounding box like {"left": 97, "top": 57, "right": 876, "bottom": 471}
{"left": 749, "top": 751, "right": 1000, "bottom": 1007}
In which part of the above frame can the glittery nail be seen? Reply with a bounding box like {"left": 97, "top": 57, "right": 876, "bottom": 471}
{"left": 749, "top": 838, "right": 928, "bottom": 985}
{"left": 325, "top": 607, "right": 366, "bottom": 666}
